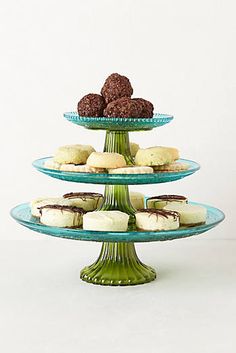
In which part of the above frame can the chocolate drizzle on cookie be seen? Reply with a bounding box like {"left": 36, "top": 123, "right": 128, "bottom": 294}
{"left": 136, "top": 208, "right": 179, "bottom": 220}
{"left": 63, "top": 192, "right": 103, "bottom": 209}
{"left": 147, "top": 195, "right": 187, "bottom": 201}
{"left": 63, "top": 192, "right": 103, "bottom": 200}
{"left": 39, "top": 204, "right": 86, "bottom": 215}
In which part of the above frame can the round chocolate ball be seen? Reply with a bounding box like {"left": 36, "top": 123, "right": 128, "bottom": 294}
{"left": 132, "top": 98, "right": 154, "bottom": 118}
{"left": 103, "top": 97, "right": 140, "bottom": 118}
{"left": 101, "top": 73, "right": 133, "bottom": 104}
{"left": 77, "top": 94, "right": 106, "bottom": 117}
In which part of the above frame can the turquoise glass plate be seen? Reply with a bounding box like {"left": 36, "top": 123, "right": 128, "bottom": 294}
{"left": 32, "top": 158, "right": 200, "bottom": 185}
{"left": 11, "top": 202, "right": 224, "bottom": 243}
{"left": 63, "top": 112, "right": 173, "bottom": 131}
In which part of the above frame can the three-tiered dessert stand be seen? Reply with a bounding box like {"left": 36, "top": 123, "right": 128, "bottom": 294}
{"left": 11, "top": 113, "right": 225, "bottom": 286}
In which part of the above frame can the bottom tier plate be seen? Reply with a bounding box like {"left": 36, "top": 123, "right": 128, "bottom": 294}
{"left": 11, "top": 202, "right": 224, "bottom": 243}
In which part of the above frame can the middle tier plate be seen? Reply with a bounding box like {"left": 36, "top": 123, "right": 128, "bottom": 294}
{"left": 33, "top": 157, "right": 200, "bottom": 185}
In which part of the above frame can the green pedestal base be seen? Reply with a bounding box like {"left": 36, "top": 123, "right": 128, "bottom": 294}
{"left": 100, "top": 130, "right": 136, "bottom": 226}
{"left": 80, "top": 242, "right": 156, "bottom": 286}
{"left": 80, "top": 130, "right": 156, "bottom": 286}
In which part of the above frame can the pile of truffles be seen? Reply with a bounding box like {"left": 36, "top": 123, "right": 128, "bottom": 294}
{"left": 77, "top": 73, "right": 154, "bottom": 118}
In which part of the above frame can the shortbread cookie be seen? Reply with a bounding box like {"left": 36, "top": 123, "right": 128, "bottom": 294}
{"left": 135, "top": 146, "right": 179, "bottom": 166}
{"left": 129, "top": 192, "right": 145, "bottom": 210}
{"left": 147, "top": 195, "right": 188, "bottom": 209}
{"left": 59, "top": 164, "right": 106, "bottom": 173}
{"left": 130, "top": 142, "right": 140, "bottom": 157}
{"left": 135, "top": 209, "right": 180, "bottom": 231}
{"left": 54, "top": 144, "right": 95, "bottom": 164}
{"left": 31, "top": 197, "right": 66, "bottom": 217}
{"left": 108, "top": 166, "right": 153, "bottom": 174}
{"left": 44, "top": 159, "right": 60, "bottom": 170}
{"left": 83, "top": 211, "right": 129, "bottom": 231}
{"left": 63, "top": 192, "right": 103, "bottom": 211}
{"left": 164, "top": 203, "right": 207, "bottom": 226}
{"left": 39, "top": 205, "right": 85, "bottom": 228}
{"left": 75, "top": 144, "right": 95, "bottom": 156}
{"left": 87, "top": 152, "right": 126, "bottom": 169}
{"left": 153, "top": 162, "right": 189, "bottom": 172}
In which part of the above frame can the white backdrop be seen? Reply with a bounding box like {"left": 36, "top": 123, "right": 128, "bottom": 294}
{"left": 1, "top": 0, "right": 234, "bottom": 239}
{"left": 1, "top": 2, "right": 236, "bottom": 353}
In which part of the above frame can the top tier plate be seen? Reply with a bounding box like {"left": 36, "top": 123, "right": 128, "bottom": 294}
{"left": 64, "top": 112, "right": 173, "bottom": 131}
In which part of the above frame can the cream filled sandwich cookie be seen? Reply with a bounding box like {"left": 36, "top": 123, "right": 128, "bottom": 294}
{"left": 87, "top": 152, "right": 126, "bottom": 169}
{"left": 135, "top": 146, "right": 179, "bottom": 166}
{"left": 153, "top": 162, "right": 189, "bottom": 172}
{"left": 63, "top": 192, "right": 103, "bottom": 211}
{"left": 108, "top": 166, "right": 153, "bottom": 174}
{"left": 164, "top": 203, "right": 207, "bottom": 226}
{"left": 129, "top": 191, "right": 145, "bottom": 210}
{"left": 130, "top": 142, "right": 140, "bottom": 157}
{"left": 83, "top": 211, "right": 129, "bottom": 231}
{"left": 135, "top": 209, "right": 180, "bottom": 231}
{"left": 59, "top": 164, "right": 106, "bottom": 173}
{"left": 146, "top": 195, "right": 188, "bottom": 210}
{"left": 30, "top": 197, "right": 67, "bottom": 217}
{"left": 54, "top": 144, "right": 94, "bottom": 165}
{"left": 39, "top": 205, "right": 85, "bottom": 228}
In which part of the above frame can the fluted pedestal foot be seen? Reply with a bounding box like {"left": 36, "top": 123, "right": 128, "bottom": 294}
{"left": 80, "top": 130, "right": 155, "bottom": 286}
{"left": 80, "top": 242, "right": 156, "bottom": 286}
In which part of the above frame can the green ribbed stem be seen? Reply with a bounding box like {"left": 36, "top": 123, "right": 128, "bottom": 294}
{"left": 80, "top": 130, "right": 156, "bottom": 286}
{"left": 80, "top": 243, "right": 156, "bottom": 286}
{"left": 104, "top": 130, "right": 134, "bottom": 165}
{"left": 100, "top": 185, "right": 136, "bottom": 227}
{"left": 102, "top": 130, "right": 136, "bottom": 225}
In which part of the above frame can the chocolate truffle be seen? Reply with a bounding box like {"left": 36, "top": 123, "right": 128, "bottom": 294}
{"left": 132, "top": 98, "right": 154, "bottom": 118}
{"left": 77, "top": 93, "right": 106, "bottom": 117}
{"left": 103, "top": 97, "right": 140, "bottom": 118}
{"left": 101, "top": 73, "right": 133, "bottom": 104}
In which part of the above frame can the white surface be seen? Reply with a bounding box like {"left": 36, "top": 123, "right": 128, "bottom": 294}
{"left": 0, "top": 237, "right": 235, "bottom": 353}
{"left": 0, "top": 1, "right": 235, "bottom": 352}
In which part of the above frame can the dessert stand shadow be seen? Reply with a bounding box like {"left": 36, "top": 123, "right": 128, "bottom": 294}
{"left": 11, "top": 113, "right": 225, "bottom": 286}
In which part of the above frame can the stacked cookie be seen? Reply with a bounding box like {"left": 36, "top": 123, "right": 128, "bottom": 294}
{"left": 30, "top": 190, "right": 206, "bottom": 231}
{"left": 135, "top": 146, "right": 188, "bottom": 172}
{"left": 77, "top": 73, "right": 154, "bottom": 119}
{"left": 44, "top": 142, "right": 145, "bottom": 173}
{"left": 44, "top": 148, "right": 154, "bottom": 174}
{"left": 44, "top": 144, "right": 105, "bottom": 173}
{"left": 81, "top": 194, "right": 206, "bottom": 232}
{"left": 31, "top": 190, "right": 141, "bottom": 232}
{"left": 87, "top": 152, "right": 154, "bottom": 174}
{"left": 31, "top": 192, "right": 103, "bottom": 228}
{"left": 44, "top": 143, "right": 189, "bottom": 174}
{"left": 142, "top": 194, "right": 207, "bottom": 229}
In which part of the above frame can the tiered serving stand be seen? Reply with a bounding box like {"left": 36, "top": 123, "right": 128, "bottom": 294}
{"left": 11, "top": 113, "right": 225, "bottom": 286}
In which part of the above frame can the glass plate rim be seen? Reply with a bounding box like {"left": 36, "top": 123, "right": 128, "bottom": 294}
{"left": 64, "top": 111, "right": 174, "bottom": 122}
